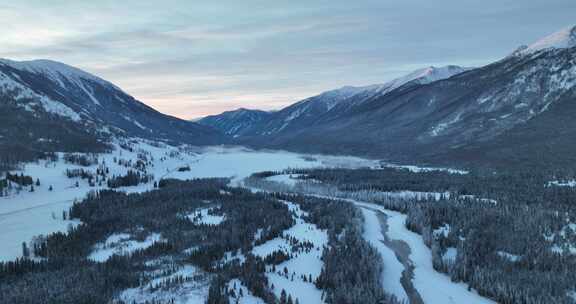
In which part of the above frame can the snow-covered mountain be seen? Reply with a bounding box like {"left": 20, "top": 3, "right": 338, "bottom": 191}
{"left": 361, "top": 65, "right": 471, "bottom": 96}
{"left": 246, "top": 26, "right": 576, "bottom": 168}
{"left": 197, "top": 25, "right": 576, "bottom": 169}
{"left": 0, "top": 59, "right": 226, "bottom": 162}
{"left": 197, "top": 108, "right": 271, "bottom": 136}
{"left": 512, "top": 25, "right": 576, "bottom": 56}
{"left": 200, "top": 65, "right": 469, "bottom": 137}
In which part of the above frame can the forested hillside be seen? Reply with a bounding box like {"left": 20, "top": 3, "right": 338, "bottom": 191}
{"left": 247, "top": 167, "right": 576, "bottom": 303}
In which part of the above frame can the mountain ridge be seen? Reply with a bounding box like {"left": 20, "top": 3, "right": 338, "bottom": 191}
{"left": 199, "top": 65, "right": 470, "bottom": 137}
{"left": 0, "top": 58, "right": 227, "bottom": 166}
{"left": 201, "top": 25, "right": 576, "bottom": 169}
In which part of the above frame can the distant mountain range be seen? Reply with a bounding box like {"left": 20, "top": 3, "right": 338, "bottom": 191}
{"left": 200, "top": 25, "right": 576, "bottom": 169}
{"left": 2, "top": 25, "right": 575, "bottom": 170}
{"left": 198, "top": 65, "right": 470, "bottom": 137}
{"left": 0, "top": 59, "right": 225, "bottom": 164}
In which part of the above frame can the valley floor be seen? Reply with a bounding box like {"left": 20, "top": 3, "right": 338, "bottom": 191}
{"left": 0, "top": 140, "right": 500, "bottom": 304}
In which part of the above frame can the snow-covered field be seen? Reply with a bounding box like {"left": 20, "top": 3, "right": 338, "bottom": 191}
{"left": 0, "top": 140, "right": 376, "bottom": 262}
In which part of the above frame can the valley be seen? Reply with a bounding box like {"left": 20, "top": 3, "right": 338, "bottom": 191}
{"left": 1, "top": 139, "right": 519, "bottom": 304}
{"left": 0, "top": 10, "right": 575, "bottom": 303}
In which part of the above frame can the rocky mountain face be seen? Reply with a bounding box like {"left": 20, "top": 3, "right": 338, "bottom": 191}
{"left": 0, "top": 59, "right": 226, "bottom": 164}
{"left": 204, "top": 26, "right": 576, "bottom": 169}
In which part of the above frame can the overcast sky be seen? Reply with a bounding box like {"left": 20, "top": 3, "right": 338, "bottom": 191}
{"left": 1, "top": 1, "right": 575, "bottom": 119}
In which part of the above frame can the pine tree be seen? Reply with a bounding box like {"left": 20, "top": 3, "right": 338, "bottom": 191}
{"left": 22, "top": 242, "right": 29, "bottom": 258}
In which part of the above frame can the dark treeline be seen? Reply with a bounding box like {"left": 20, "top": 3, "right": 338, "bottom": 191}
{"left": 283, "top": 167, "right": 576, "bottom": 207}
{"left": 106, "top": 169, "right": 154, "bottom": 188}
{"left": 63, "top": 153, "right": 99, "bottom": 167}
{"left": 0, "top": 172, "right": 38, "bottom": 196}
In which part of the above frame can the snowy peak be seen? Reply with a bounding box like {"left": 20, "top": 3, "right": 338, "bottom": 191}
{"left": 514, "top": 25, "right": 576, "bottom": 56}
{"left": 316, "top": 65, "right": 469, "bottom": 104}
{"left": 299, "top": 85, "right": 369, "bottom": 111}
{"left": 0, "top": 57, "right": 227, "bottom": 145}
{"left": 375, "top": 65, "right": 469, "bottom": 93}
{"left": 409, "top": 65, "right": 470, "bottom": 83}
{"left": 0, "top": 58, "right": 114, "bottom": 89}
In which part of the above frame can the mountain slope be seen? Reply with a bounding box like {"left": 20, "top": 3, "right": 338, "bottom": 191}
{"left": 201, "top": 65, "right": 468, "bottom": 137}
{"left": 237, "top": 26, "right": 576, "bottom": 169}
{"left": 197, "top": 108, "right": 271, "bottom": 136}
{"left": 0, "top": 59, "right": 227, "bottom": 166}
{"left": 0, "top": 59, "right": 226, "bottom": 142}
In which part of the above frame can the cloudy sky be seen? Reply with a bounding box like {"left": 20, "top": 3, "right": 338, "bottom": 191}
{"left": 1, "top": 1, "right": 574, "bottom": 119}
